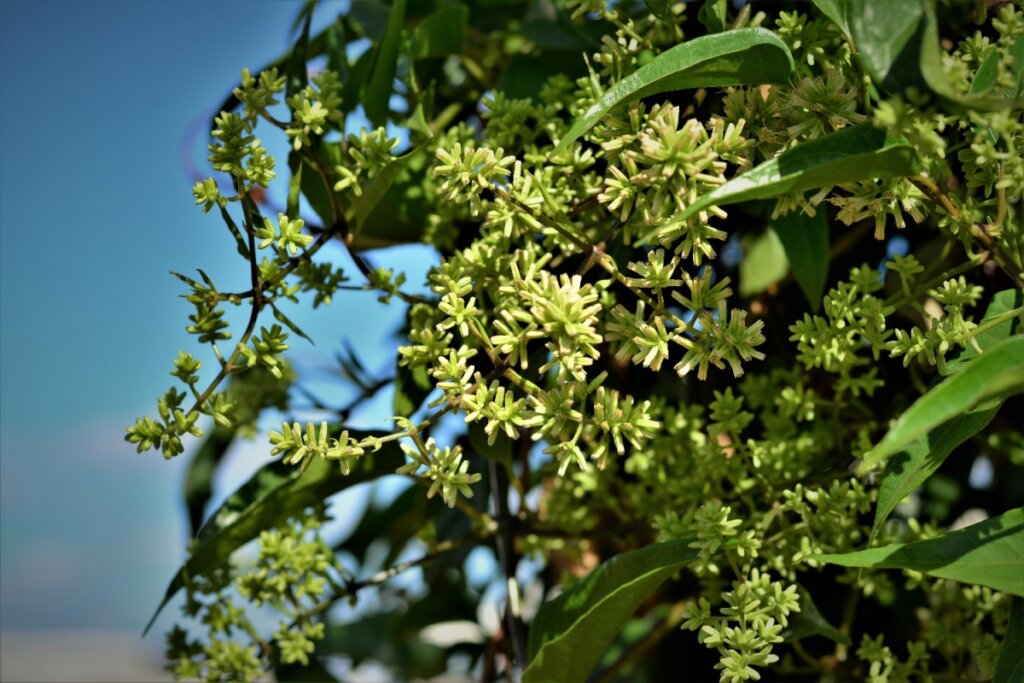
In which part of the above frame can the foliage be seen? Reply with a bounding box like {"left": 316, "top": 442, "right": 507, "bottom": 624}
{"left": 129, "top": 0, "right": 1024, "bottom": 680}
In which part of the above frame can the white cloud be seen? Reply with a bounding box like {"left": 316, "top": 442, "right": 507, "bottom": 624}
{"left": 0, "top": 630, "right": 171, "bottom": 682}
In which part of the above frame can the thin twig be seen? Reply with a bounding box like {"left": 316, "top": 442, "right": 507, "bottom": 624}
{"left": 490, "top": 458, "right": 527, "bottom": 677}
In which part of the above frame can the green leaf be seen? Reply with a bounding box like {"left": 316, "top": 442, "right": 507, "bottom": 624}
{"left": 353, "top": 147, "right": 424, "bottom": 231}
{"left": 970, "top": 48, "right": 1000, "bottom": 96}
{"left": 342, "top": 45, "right": 377, "bottom": 116}
{"left": 286, "top": 2, "right": 313, "bottom": 99}
{"left": 813, "top": 507, "right": 1024, "bottom": 596}
{"left": 216, "top": 206, "right": 251, "bottom": 260}
{"left": 182, "top": 428, "right": 236, "bottom": 537}
{"left": 811, "top": 0, "right": 852, "bottom": 39}
{"left": 524, "top": 540, "right": 699, "bottom": 683}
{"left": 299, "top": 144, "right": 342, "bottom": 227}
{"left": 858, "top": 335, "right": 1024, "bottom": 474}
{"left": 945, "top": 289, "right": 1024, "bottom": 375}
{"left": 697, "top": 0, "right": 728, "bottom": 33}
{"left": 270, "top": 301, "right": 314, "bottom": 345}
{"left": 529, "top": 21, "right": 598, "bottom": 52}
{"left": 287, "top": 152, "right": 304, "bottom": 218}
{"left": 318, "top": 574, "right": 474, "bottom": 678}
{"left": 337, "top": 482, "right": 446, "bottom": 568}
{"left": 364, "top": 0, "right": 406, "bottom": 126}
{"left": 497, "top": 54, "right": 582, "bottom": 100}
{"left": 594, "top": 605, "right": 670, "bottom": 673}
{"left": 739, "top": 228, "right": 788, "bottom": 297}
{"left": 467, "top": 422, "right": 513, "bottom": 464}
{"left": 870, "top": 290, "right": 1024, "bottom": 534}
{"left": 995, "top": 598, "right": 1024, "bottom": 683}
{"left": 143, "top": 434, "right": 402, "bottom": 636}
{"left": 350, "top": 152, "right": 432, "bottom": 250}
{"left": 968, "top": 49, "right": 1003, "bottom": 146}
{"left": 1010, "top": 37, "right": 1024, "bottom": 101}
{"left": 324, "top": 15, "right": 348, "bottom": 81}
{"left": 773, "top": 207, "right": 829, "bottom": 311}
{"left": 393, "top": 362, "right": 432, "bottom": 417}
{"left": 552, "top": 28, "right": 794, "bottom": 154}
{"left": 411, "top": 5, "right": 467, "bottom": 60}
{"left": 348, "top": 0, "right": 390, "bottom": 39}
{"left": 871, "top": 402, "right": 1000, "bottom": 539}
{"left": 848, "top": 0, "right": 1013, "bottom": 111}
{"left": 675, "top": 123, "right": 917, "bottom": 221}
{"left": 643, "top": 0, "right": 674, "bottom": 21}
{"left": 781, "top": 584, "right": 851, "bottom": 646}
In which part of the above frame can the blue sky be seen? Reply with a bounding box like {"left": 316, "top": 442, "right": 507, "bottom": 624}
{"left": 0, "top": 0, "right": 434, "bottom": 646}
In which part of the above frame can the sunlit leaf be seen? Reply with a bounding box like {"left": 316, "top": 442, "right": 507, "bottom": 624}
{"left": 271, "top": 302, "right": 314, "bottom": 345}
{"left": 858, "top": 335, "right": 1024, "bottom": 474}
{"left": 676, "top": 123, "right": 917, "bottom": 221}
{"left": 814, "top": 507, "right": 1024, "bottom": 596}
{"left": 739, "top": 228, "right": 788, "bottom": 297}
{"left": 871, "top": 290, "right": 1024, "bottom": 535}
{"left": 811, "top": 0, "right": 852, "bottom": 40}
{"left": 944, "top": 289, "right": 1024, "bottom": 375}
{"left": 552, "top": 28, "right": 793, "bottom": 154}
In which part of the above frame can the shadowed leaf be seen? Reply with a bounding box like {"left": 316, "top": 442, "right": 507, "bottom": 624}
{"left": 811, "top": 0, "right": 852, "bottom": 40}
{"left": 525, "top": 540, "right": 699, "bottom": 683}
{"left": 773, "top": 208, "right": 829, "bottom": 311}
{"left": 995, "top": 599, "right": 1024, "bottom": 683}
{"left": 782, "top": 584, "right": 851, "bottom": 646}
{"left": 144, "top": 433, "right": 402, "bottom": 635}
{"left": 848, "top": 0, "right": 1017, "bottom": 111}
{"left": 182, "top": 428, "right": 236, "bottom": 537}
{"left": 364, "top": 0, "right": 406, "bottom": 126}
{"left": 872, "top": 403, "right": 1000, "bottom": 540}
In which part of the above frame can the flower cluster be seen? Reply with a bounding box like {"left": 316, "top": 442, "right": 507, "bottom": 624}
{"left": 132, "top": 2, "right": 1024, "bottom": 681}
{"left": 167, "top": 515, "right": 340, "bottom": 679}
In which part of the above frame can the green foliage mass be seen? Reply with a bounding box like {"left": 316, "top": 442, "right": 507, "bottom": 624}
{"left": 129, "top": 0, "right": 1024, "bottom": 680}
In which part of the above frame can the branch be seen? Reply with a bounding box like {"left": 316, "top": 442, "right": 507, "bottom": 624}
{"left": 909, "top": 176, "right": 1024, "bottom": 287}
{"left": 183, "top": 187, "right": 267, "bottom": 417}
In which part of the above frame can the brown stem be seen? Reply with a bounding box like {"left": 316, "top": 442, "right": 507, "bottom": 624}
{"left": 909, "top": 176, "right": 1024, "bottom": 287}
{"left": 490, "top": 458, "right": 527, "bottom": 672}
